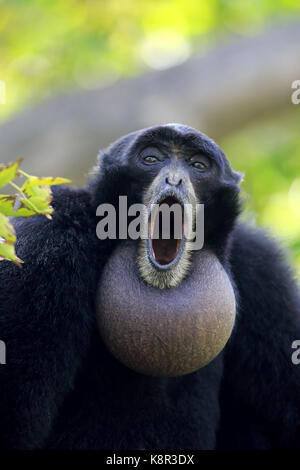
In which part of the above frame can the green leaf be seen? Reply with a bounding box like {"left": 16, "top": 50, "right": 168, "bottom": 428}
{"left": 24, "top": 176, "right": 71, "bottom": 187}
{"left": 0, "top": 195, "right": 36, "bottom": 217}
{"left": 20, "top": 196, "right": 53, "bottom": 216}
{"left": 0, "top": 240, "right": 23, "bottom": 267}
{"left": 20, "top": 184, "right": 54, "bottom": 216}
{"left": 0, "top": 213, "right": 16, "bottom": 243}
{"left": 22, "top": 183, "right": 52, "bottom": 200}
{"left": 0, "top": 158, "right": 23, "bottom": 189}
{"left": 0, "top": 213, "right": 22, "bottom": 266}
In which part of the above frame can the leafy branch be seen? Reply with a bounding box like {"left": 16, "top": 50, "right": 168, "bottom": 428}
{"left": 0, "top": 158, "right": 70, "bottom": 266}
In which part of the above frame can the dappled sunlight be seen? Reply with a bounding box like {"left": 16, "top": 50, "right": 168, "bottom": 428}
{"left": 261, "top": 191, "right": 300, "bottom": 239}
{"left": 140, "top": 29, "right": 191, "bottom": 69}
{"left": 289, "top": 177, "right": 300, "bottom": 218}
{"left": 222, "top": 109, "right": 300, "bottom": 278}
{"left": 1, "top": 0, "right": 300, "bottom": 120}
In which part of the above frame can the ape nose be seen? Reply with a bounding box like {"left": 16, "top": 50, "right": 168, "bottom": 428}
{"left": 166, "top": 174, "right": 182, "bottom": 187}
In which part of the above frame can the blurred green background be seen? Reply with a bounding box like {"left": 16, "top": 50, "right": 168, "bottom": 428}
{"left": 0, "top": 0, "right": 299, "bottom": 276}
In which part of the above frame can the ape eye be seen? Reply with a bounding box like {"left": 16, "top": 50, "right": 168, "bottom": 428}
{"left": 190, "top": 157, "right": 211, "bottom": 171}
{"left": 192, "top": 161, "right": 207, "bottom": 170}
{"left": 143, "top": 155, "right": 159, "bottom": 164}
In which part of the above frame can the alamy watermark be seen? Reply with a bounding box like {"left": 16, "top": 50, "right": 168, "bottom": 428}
{"left": 0, "top": 80, "right": 6, "bottom": 105}
{"left": 0, "top": 340, "right": 6, "bottom": 365}
{"left": 291, "top": 80, "right": 300, "bottom": 105}
{"left": 291, "top": 340, "right": 300, "bottom": 365}
{"left": 96, "top": 196, "right": 204, "bottom": 250}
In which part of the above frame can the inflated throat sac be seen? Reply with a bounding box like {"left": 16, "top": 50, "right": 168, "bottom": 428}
{"left": 96, "top": 242, "right": 236, "bottom": 377}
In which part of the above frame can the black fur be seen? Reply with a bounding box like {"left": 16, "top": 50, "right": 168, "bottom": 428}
{"left": 0, "top": 124, "right": 299, "bottom": 449}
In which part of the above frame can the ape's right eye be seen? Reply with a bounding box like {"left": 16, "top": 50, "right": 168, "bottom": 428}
{"left": 143, "top": 156, "right": 159, "bottom": 164}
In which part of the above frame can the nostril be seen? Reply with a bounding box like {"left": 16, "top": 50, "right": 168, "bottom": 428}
{"left": 166, "top": 176, "right": 182, "bottom": 187}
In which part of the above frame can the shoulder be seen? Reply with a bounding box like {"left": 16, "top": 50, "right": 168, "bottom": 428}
{"left": 229, "top": 222, "right": 300, "bottom": 328}
{"left": 230, "top": 222, "right": 297, "bottom": 282}
{"left": 5, "top": 185, "right": 96, "bottom": 268}
{"left": 0, "top": 185, "right": 100, "bottom": 316}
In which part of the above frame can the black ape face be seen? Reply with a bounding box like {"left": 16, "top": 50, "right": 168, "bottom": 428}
{"left": 97, "top": 123, "right": 242, "bottom": 288}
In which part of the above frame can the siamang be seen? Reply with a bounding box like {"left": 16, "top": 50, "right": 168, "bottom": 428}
{"left": 0, "top": 123, "right": 299, "bottom": 450}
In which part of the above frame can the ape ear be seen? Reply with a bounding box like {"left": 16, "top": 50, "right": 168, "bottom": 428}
{"left": 232, "top": 170, "right": 244, "bottom": 185}
{"left": 222, "top": 165, "right": 244, "bottom": 187}
{"left": 217, "top": 147, "right": 244, "bottom": 186}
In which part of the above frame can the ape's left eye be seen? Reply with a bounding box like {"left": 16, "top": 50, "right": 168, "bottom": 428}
{"left": 192, "top": 161, "right": 209, "bottom": 170}
{"left": 143, "top": 156, "right": 159, "bottom": 164}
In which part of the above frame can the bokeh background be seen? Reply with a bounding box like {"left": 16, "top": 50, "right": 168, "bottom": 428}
{"left": 0, "top": 0, "right": 299, "bottom": 276}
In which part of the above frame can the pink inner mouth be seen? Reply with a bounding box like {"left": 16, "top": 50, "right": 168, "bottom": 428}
{"left": 150, "top": 197, "right": 183, "bottom": 266}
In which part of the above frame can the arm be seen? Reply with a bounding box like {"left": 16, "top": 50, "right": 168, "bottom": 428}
{"left": 0, "top": 186, "right": 101, "bottom": 449}
{"left": 219, "top": 223, "right": 300, "bottom": 449}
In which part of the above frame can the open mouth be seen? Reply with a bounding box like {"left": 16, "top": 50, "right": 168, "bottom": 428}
{"left": 148, "top": 195, "right": 185, "bottom": 269}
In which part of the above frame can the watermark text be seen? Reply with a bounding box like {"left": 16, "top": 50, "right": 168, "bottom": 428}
{"left": 0, "top": 340, "right": 6, "bottom": 365}
{"left": 291, "top": 340, "right": 300, "bottom": 365}
{"left": 96, "top": 197, "right": 204, "bottom": 250}
{"left": 291, "top": 80, "right": 300, "bottom": 105}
